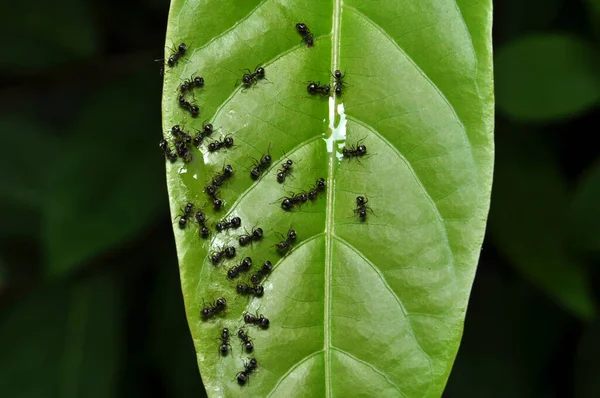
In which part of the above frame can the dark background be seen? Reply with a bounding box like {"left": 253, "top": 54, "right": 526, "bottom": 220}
{"left": 1, "top": 0, "right": 599, "bottom": 397}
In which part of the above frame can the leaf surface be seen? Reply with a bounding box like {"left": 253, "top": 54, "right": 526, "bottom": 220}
{"left": 162, "top": 0, "right": 494, "bottom": 396}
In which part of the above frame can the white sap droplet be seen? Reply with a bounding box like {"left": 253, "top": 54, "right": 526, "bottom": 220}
{"left": 324, "top": 96, "right": 347, "bottom": 160}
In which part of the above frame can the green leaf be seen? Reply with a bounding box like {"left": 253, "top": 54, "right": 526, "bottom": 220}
{"left": 489, "top": 129, "right": 595, "bottom": 320}
{"left": 575, "top": 319, "right": 600, "bottom": 398}
{"left": 0, "top": 115, "right": 51, "bottom": 239}
{"left": 163, "top": 0, "right": 494, "bottom": 396}
{"left": 446, "top": 266, "right": 568, "bottom": 398}
{"left": 0, "top": 274, "right": 122, "bottom": 398}
{"left": 568, "top": 159, "right": 600, "bottom": 256}
{"left": 496, "top": 34, "right": 600, "bottom": 122}
{"left": 0, "top": 0, "right": 97, "bottom": 71}
{"left": 149, "top": 259, "right": 207, "bottom": 398}
{"left": 43, "top": 71, "right": 167, "bottom": 276}
{"left": 496, "top": 0, "right": 563, "bottom": 41}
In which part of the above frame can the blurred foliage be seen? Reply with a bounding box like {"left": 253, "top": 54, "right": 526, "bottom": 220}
{"left": 490, "top": 129, "right": 594, "bottom": 319}
{"left": 496, "top": 34, "right": 600, "bottom": 121}
{"left": 0, "top": 0, "right": 598, "bottom": 397}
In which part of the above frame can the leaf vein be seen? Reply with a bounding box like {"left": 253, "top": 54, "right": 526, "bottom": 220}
{"left": 266, "top": 350, "right": 325, "bottom": 397}
{"left": 345, "top": 115, "right": 457, "bottom": 283}
{"left": 331, "top": 347, "right": 407, "bottom": 397}
{"left": 332, "top": 234, "right": 434, "bottom": 385}
{"left": 187, "top": 0, "right": 269, "bottom": 56}
{"left": 343, "top": 4, "right": 473, "bottom": 150}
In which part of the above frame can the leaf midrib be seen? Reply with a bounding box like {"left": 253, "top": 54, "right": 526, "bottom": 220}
{"left": 324, "top": 0, "right": 343, "bottom": 395}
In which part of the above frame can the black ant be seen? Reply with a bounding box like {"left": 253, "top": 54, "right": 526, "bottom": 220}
{"left": 332, "top": 69, "right": 346, "bottom": 95}
{"left": 219, "top": 327, "right": 232, "bottom": 356}
{"left": 342, "top": 140, "right": 367, "bottom": 160}
{"left": 354, "top": 196, "right": 373, "bottom": 221}
{"left": 171, "top": 124, "right": 192, "bottom": 143}
{"left": 203, "top": 184, "right": 224, "bottom": 210}
{"left": 307, "top": 81, "right": 330, "bottom": 96}
{"left": 275, "top": 229, "right": 296, "bottom": 252}
{"left": 281, "top": 191, "right": 308, "bottom": 210}
{"left": 204, "top": 183, "right": 219, "bottom": 195}
{"left": 211, "top": 246, "right": 236, "bottom": 265}
{"left": 250, "top": 145, "right": 272, "bottom": 179}
{"left": 237, "top": 358, "right": 258, "bottom": 385}
{"left": 237, "top": 329, "right": 254, "bottom": 353}
{"left": 193, "top": 122, "right": 214, "bottom": 146}
{"left": 237, "top": 283, "right": 264, "bottom": 297}
{"left": 200, "top": 296, "right": 227, "bottom": 319}
{"left": 211, "top": 197, "right": 223, "bottom": 210}
{"left": 180, "top": 75, "right": 204, "bottom": 93}
{"left": 216, "top": 216, "right": 242, "bottom": 232}
{"left": 195, "top": 210, "right": 210, "bottom": 238}
{"left": 159, "top": 139, "right": 178, "bottom": 162}
{"left": 250, "top": 260, "right": 273, "bottom": 284}
{"left": 238, "top": 227, "right": 263, "bottom": 246}
{"left": 208, "top": 136, "right": 234, "bottom": 152}
{"left": 307, "top": 178, "right": 327, "bottom": 200}
{"left": 296, "top": 22, "right": 314, "bottom": 47}
{"left": 174, "top": 139, "right": 192, "bottom": 162}
{"left": 227, "top": 257, "right": 252, "bottom": 280}
{"left": 178, "top": 94, "right": 199, "bottom": 117}
{"left": 276, "top": 159, "right": 293, "bottom": 183}
{"left": 176, "top": 202, "right": 194, "bottom": 229}
{"left": 211, "top": 164, "right": 234, "bottom": 187}
{"left": 241, "top": 66, "right": 265, "bottom": 87}
{"left": 243, "top": 311, "right": 270, "bottom": 329}
{"left": 167, "top": 42, "right": 187, "bottom": 67}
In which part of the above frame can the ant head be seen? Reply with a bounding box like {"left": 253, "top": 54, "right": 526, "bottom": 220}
{"left": 276, "top": 171, "right": 285, "bottom": 183}
{"left": 212, "top": 198, "right": 223, "bottom": 210}
{"left": 296, "top": 22, "right": 308, "bottom": 33}
{"left": 171, "top": 124, "right": 181, "bottom": 134}
{"left": 193, "top": 76, "right": 204, "bottom": 86}
{"left": 288, "top": 229, "right": 297, "bottom": 240}
{"left": 203, "top": 121, "right": 214, "bottom": 134}
{"left": 216, "top": 297, "right": 226, "bottom": 307}
{"left": 316, "top": 178, "right": 326, "bottom": 190}
{"left": 223, "top": 164, "right": 234, "bottom": 175}
{"left": 281, "top": 198, "right": 292, "bottom": 210}
{"left": 224, "top": 246, "right": 236, "bottom": 257}
{"left": 200, "top": 226, "right": 210, "bottom": 238}
{"left": 231, "top": 217, "right": 242, "bottom": 228}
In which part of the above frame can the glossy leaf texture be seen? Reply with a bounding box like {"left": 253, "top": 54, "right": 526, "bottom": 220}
{"left": 162, "top": 0, "right": 493, "bottom": 397}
